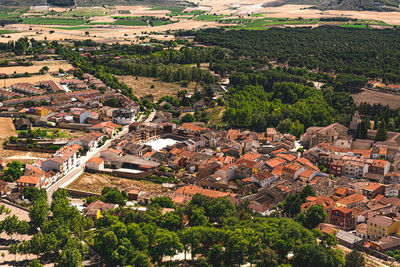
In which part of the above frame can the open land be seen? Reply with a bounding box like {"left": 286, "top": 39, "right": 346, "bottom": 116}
{"left": 116, "top": 76, "right": 196, "bottom": 100}
{"left": 0, "top": 118, "right": 49, "bottom": 163}
{"left": 351, "top": 88, "right": 400, "bottom": 109}
{"left": 0, "top": 74, "right": 61, "bottom": 87}
{"left": 67, "top": 172, "right": 165, "bottom": 194}
{"left": 0, "top": 60, "right": 73, "bottom": 75}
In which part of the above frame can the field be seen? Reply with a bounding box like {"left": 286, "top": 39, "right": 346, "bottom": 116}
{"left": 0, "top": 74, "right": 62, "bottom": 87}
{"left": 0, "top": 60, "right": 73, "bottom": 75}
{"left": 352, "top": 88, "right": 400, "bottom": 108}
{"left": 196, "top": 14, "right": 227, "bottom": 21}
{"left": 60, "top": 7, "right": 107, "bottom": 17}
{"left": 67, "top": 172, "right": 166, "bottom": 194}
{"left": 0, "top": 118, "right": 49, "bottom": 163}
{"left": 22, "top": 17, "right": 87, "bottom": 25}
{"left": 113, "top": 18, "right": 148, "bottom": 26}
{"left": 116, "top": 76, "right": 196, "bottom": 100}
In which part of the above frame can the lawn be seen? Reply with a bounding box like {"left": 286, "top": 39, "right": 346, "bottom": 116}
{"left": 196, "top": 14, "right": 226, "bottom": 21}
{"left": 22, "top": 17, "right": 87, "bottom": 26}
{"left": 0, "top": 30, "right": 17, "bottom": 34}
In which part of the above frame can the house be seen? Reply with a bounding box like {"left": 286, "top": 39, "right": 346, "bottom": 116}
{"left": 281, "top": 163, "right": 304, "bottom": 182}
{"left": 69, "top": 132, "right": 103, "bottom": 152}
{"left": 367, "top": 215, "right": 400, "bottom": 241}
{"left": 16, "top": 176, "right": 41, "bottom": 191}
{"left": 41, "top": 144, "right": 82, "bottom": 176}
{"left": 362, "top": 183, "right": 385, "bottom": 199}
{"left": 336, "top": 230, "right": 363, "bottom": 248}
{"left": 330, "top": 207, "right": 355, "bottom": 231}
{"left": 127, "top": 189, "right": 140, "bottom": 201}
{"left": 112, "top": 108, "right": 138, "bottom": 125}
{"left": 35, "top": 107, "right": 49, "bottom": 117}
{"left": 227, "top": 129, "right": 240, "bottom": 140}
{"left": 301, "top": 195, "right": 336, "bottom": 213}
{"left": 91, "top": 121, "right": 121, "bottom": 137}
{"left": 79, "top": 110, "right": 98, "bottom": 124}
{"left": 370, "top": 236, "right": 400, "bottom": 252}
{"left": 197, "top": 161, "right": 221, "bottom": 179}
{"left": 84, "top": 200, "right": 118, "bottom": 222}
{"left": 86, "top": 157, "right": 104, "bottom": 171}
{"left": 336, "top": 193, "right": 365, "bottom": 209}
{"left": 251, "top": 171, "right": 279, "bottom": 188}
{"left": 369, "top": 159, "right": 390, "bottom": 176}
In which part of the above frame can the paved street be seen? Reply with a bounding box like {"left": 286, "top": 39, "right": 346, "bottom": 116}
{"left": 46, "top": 126, "right": 129, "bottom": 203}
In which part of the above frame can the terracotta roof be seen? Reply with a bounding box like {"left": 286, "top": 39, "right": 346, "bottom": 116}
{"left": 372, "top": 159, "right": 388, "bottom": 167}
{"left": 91, "top": 121, "right": 121, "bottom": 129}
{"left": 271, "top": 165, "right": 284, "bottom": 176}
{"left": 253, "top": 171, "right": 276, "bottom": 181}
{"left": 363, "top": 183, "right": 383, "bottom": 192}
{"left": 277, "top": 153, "right": 297, "bottom": 162}
{"left": 337, "top": 193, "right": 365, "bottom": 206}
{"left": 266, "top": 157, "right": 286, "bottom": 168}
{"left": 87, "top": 157, "right": 104, "bottom": 165}
{"left": 17, "top": 176, "right": 40, "bottom": 185}
{"left": 332, "top": 206, "right": 352, "bottom": 214}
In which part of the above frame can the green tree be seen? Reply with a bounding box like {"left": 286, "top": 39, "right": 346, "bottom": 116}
{"left": 304, "top": 204, "right": 327, "bottom": 229}
{"left": 150, "top": 196, "right": 175, "bottom": 208}
{"left": 1, "top": 215, "right": 29, "bottom": 242}
{"left": 255, "top": 247, "right": 279, "bottom": 267}
{"left": 293, "top": 243, "right": 344, "bottom": 267}
{"left": 374, "top": 120, "right": 388, "bottom": 141}
{"left": 30, "top": 198, "right": 49, "bottom": 229}
{"left": 345, "top": 250, "right": 365, "bottom": 267}
{"left": 3, "top": 161, "right": 25, "bottom": 182}
{"left": 149, "top": 229, "right": 183, "bottom": 264}
{"left": 57, "top": 247, "right": 83, "bottom": 267}
{"left": 208, "top": 244, "right": 225, "bottom": 267}
{"left": 180, "top": 113, "right": 195, "bottom": 123}
{"left": 28, "top": 259, "right": 43, "bottom": 267}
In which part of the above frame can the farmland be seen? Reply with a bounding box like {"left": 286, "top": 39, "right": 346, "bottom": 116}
{"left": 0, "top": 60, "right": 73, "bottom": 75}
{"left": 352, "top": 88, "right": 400, "bottom": 109}
{"left": 22, "top": 17, "right": 87, "bottom": 25}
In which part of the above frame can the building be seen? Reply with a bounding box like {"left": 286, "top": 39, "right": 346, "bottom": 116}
{"left": 84, "top": 200, "right": 118, "bottom": 222}
{"left": 41, "top": 144, "right": 82, "bottom": 176}
{"left": 86, "top": 157, "right": 104, "bottom": 171}
{"left": 369, "top": 159, "right": 390, "bottom": 176}
{"left": 0, "top": 180, "right": 7, "bottom": 195}
{"left": 300, "top": 123, "right": 352, "bottom": 148}
{"left": 251, "top": 171, "right": 279, "bottom": 188}
{"left": 367, "top": 215, "right": 400, "bottom": 241}
{"left": 281, "top": 163, "right": 304, "bottom": 182}
{"left": 112, "top": 108, "right": 138, "bottom": 125}
{"left": 35, "top": 107, "right": 49, "bottom": 117}
{"left": 16, "top": 176, "right": 41, "bottom": 191}
{"left": 336, "top": 193, "right": 365, "bottom": 209}
{"left": 330, "top": 207, "right": 355, "bottom": 231}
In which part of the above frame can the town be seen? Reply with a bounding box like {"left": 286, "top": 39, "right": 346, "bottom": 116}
{"left": 0, "top": 64, "right": 399, "bottom": 265}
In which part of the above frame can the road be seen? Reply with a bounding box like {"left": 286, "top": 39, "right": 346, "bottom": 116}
{"left": 46, "top": 126, "right": 129, "bottom": 203}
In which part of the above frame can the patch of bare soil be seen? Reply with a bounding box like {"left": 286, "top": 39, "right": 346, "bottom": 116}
{"left": 116, "top": 76, "right": 197, "bottom": 100}
{"left": 351, "top": 88, "right": 400, "bottom": 109}
{"left": 68, "top": 172, "right": 165, "bottom": 194}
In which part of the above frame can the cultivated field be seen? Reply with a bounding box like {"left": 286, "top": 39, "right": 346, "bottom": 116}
{"left": 352, "top": 88, "right": 400, "bottom": 109}
{"left": 68, "top": 172, "right": 166, "bottom": 194}
{"left": 116, "top": 76, "right": 196, "bottom": 100}
{"left": 0, "top": 74, "right": 61, "bottom": 87}
{"left": 0, "top": 60, "right": 73, "bottom": 75}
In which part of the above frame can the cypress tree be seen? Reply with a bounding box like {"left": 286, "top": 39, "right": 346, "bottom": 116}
{"left": 374, "top": 121, "right": 387, "bottom": 141}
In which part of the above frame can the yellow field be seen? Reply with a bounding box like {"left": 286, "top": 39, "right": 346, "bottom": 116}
{"left": 0, "top": 60, "right": 73, "bottom": 75}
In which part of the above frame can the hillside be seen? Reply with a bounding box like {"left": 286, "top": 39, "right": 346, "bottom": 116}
{"left": 263, "top": 0, "right": 400, "bottom": 11}
{"left": 0, "top": 0, "right": 184, "bottom": 7}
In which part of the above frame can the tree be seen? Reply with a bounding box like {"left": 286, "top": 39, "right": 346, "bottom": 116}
{"left": 374, "top": 120, "right": 388, "bottom": 141}
{"left": 1, "top": 215, "right": 29, "bottom": 242}
{"left": 293, "top": 244, "right": 344, "bottom": 267}
{"left": 57, "top": 247, "right": 83, "bottom": 267}
{"left": 101, "top": 187, "right": 127, "bottom": 205}
{"left": 208, "top": 244, "right": 225, "bottom": 267}
{"left": 180, "top": 113, "right": 195, "bottom": 123}
{"left": 304, "top": 204, "right": 327, "bottom": 229}
{"left": 149, "top": 229, "right": 183, "bottom": 264}
{"left": 150, "top": 196, "right": 175, "bottom": 208}
{"left": 345, "top": 250, "right": 365, "bottom": 267}
{"left": 28, "top": 259, "right": 43, "bottom": 267}
{"left": 29, "top": 198, "right": 49, "bottom": 229}
{"left": 255, "top": 247, "right": 279, "bottom": 267}
{"left": 3, "top": 161, "right": 25, "bottom": 182}
{"left": 0, "top": 204, "right": 10, "bottom": 215}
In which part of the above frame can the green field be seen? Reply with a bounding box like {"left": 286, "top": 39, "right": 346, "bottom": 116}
{"left": 196, "top": 14, "right": 226, "bottom": 21}
{"left": 22, "top": 18, "right": 87, "bottom": 25}
{"left": 150, "top": 5, "right": 185, "bottom": 15}
{"left": 113, "top": 19, "right": 148, "bottom": 26}
{"left": 60, "top": 8, "right": 106, "bottom": 17}
{"left": 150, "top": 20, "right": 174, "bottom": 26}
{"left": 0, "top": 30, "right": 17, "bottom": 34}
{"left": 341, "top": 24, "right": 368, "bottom": 28}
{"left": 245, "top": 17, "right": 319, "bottom": 27}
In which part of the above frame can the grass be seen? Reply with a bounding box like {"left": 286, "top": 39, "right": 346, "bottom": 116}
{"left": 245, "top": 17, "right": 319, "bottom": 27}
{"left": 196, "top": 14, "right": 226, "bottom": 21}
{"left": 251, "top": 14, "right": 264, "bottom": 17}
{"left": 172, "top": 10, "right": 206, "bottom": 17}
{"left": 22, "top": 18, "right": 87, "bottom": 26}
{"left": 0, "top": 30, "right": 17, "bottom": 34}
{"left": 341, "top": 24, "right": 368, "bottom": 28}
{"left": 151, "top": 20, "right": 175, "bottom": 26}
{"left": 150, "top": 5, "right": 185, "bottom": 15}
{"left": 60, "top": 8, "right": 106, "bottom": 17}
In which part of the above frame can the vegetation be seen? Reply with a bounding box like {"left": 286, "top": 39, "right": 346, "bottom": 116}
{"left": 22, "top": 18, "right": 87, "bottom": 25}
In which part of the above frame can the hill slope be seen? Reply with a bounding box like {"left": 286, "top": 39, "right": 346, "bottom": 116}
{"left": 263, "top": 0, "right": 400, "bottom": 11}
